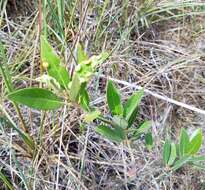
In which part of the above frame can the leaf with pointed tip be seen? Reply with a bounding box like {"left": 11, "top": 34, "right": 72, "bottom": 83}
{"left": 106, "top": 80, "right": 123, "bottom": 116}
{"left": 188, "top": 129, "right": 202, "bottom": 155}
{"left": 167, "top": 143, "right": 177, "bottom": 166}
{"left": 41, "top": 35, "right": 70, "bottom": 89}
{"left": 7, "top": 88, "right": 63, "bottom": 110}
{"left": 96, "top": 125, "right": 125, "bottom": 143}
{"left": 163, "top": 139, "right": 171, "bottom": 165}
{"left": 179, "top": 128, "right": 190, "bottom": 157}
{"left": 123, "top": 89, "right": 144, "bottom": 127}
{"left": 79, "top": 88, "right": 90, "bottom": 111}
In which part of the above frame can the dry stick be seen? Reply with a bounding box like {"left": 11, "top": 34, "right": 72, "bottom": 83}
{"left": 100, "top": 75, "right": 205, "bottom": 115}
{"left": 29, "top": 21, "right": 40, "bottom": 130}
{"left": 55, "top": 105, "right": 67, "bottom": 190}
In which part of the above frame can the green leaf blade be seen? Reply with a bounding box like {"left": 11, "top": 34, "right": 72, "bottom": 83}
{"left": 167, "top": 143, "right": 177, "bottom": 166}
{"left": 48, "top": 66, "right": 70, "bottom": 88}
{"left": 41, "top": 35, "right": 60, "bottom": 65}
{"left": 41, "top": 35, "right": 70, "bottom": 89}
{"left": 123, "top": 89, "right": 144, "bottom": 127}
{"left": 188, "top": 129, "right": 203, "bottom": 155}
{"left": 106, "top": 80, "right": 123, "bottom": 116}
{"left": 96, "top": 125, "right": 125, "bottom": 143}
{"left": 79, "top": 88, "right": 90, "bottom": 111}
{"left": 7, "top": 88, "right": 63, "bottom": 110}
{"left": 179, "top": 128, "right": 190, "bottom": 157}
{"left": 163, "top": 139, "right": 171, "bottom": 165}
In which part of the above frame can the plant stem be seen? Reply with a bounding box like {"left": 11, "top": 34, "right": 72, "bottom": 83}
{"left": 0, "top": 64, "right": 28, "bottom": 133}
{"left": 97, "top": 116, "right": 115, "bottom": 127}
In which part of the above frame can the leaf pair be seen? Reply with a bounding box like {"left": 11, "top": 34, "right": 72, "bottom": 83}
{"left": 106, "top": 80, "right": 144, "bottom": 128}
{"left": 179, "top": 128, "right": 202, "bottom": 157}
{"left": 96, "top": 80, "right": 149, "bottom": 144}
{"left": 163, "top": 139, "right": 177, "bottom": 166}
{"left": 163, "top": 128, "right": 204, "bottom": 170}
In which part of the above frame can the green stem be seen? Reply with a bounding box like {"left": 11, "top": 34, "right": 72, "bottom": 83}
{"left": 0, "top": 64, "right": 28, "bottom": 133}
{"left": 97, "top": 116, "right": 115, "bottom": 127}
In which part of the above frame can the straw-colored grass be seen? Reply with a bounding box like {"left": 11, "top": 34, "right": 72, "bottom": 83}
{"left": 0, "top": 0, "right": 205, "bottom": 189}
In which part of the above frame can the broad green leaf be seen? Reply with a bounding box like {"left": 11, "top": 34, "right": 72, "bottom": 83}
{"left": 77, "top": 44, "right": 89, "bottom": 64}
{"left": 48, "top": 66, "right": 70, "bottom": 89}
{"left": 112, "top": 115, "right": 128, "bottom": 129}
{"left": 7, "top": 88, "right": 63, "bottom": 110}
{"left": 167, "top": 143, "right": 177, "bottom": 166}
{"left": 188, "top": 129, "right": 202, "bottom": 155}
{"left": 106, "top": 80, "right": 123, "bottom": 115}
{"left": 79, "top": 88, "right": 90, "bottom": 111}
{"left": 0, "top": 170, "right": 14, "bottom": 190}
{"left": 145, "top": 132, "right": 153, "bottom": 150}
{"left": 179, "top": 128, "right": 190, "bottom": 157}
{"left": 126, "top": 108, "right": 138, "bottom": 128}
{"left": 123, "top": 89, "right": 144, "bottom": 127}
{"left": 163, "top": 139, "right": 171, "bottom": 165}
{"left": 41, "top": 35, "right": 70, "bottom": 89}
{"left": 84, "top": 110, "right": 101, "bottom": 123}
{"left": 96, "top": 125, "right": 125, "bottom": 143}
{"left": 172, "top": 156, "right": 190, "bottom": 171}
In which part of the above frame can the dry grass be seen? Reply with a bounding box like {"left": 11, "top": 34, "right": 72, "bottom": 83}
{"left": 1, "top": 0, "right": 205, "bottom": 189}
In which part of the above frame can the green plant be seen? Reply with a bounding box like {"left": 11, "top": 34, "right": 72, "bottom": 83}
{"left": 4, "top": 35, "right": 152, "bottom": 146}
{"left": 93, "top": 80, "right": 153, "bottom": 145}
{"left": 7, "top": 36, "right": 107, "bottom": 110}
{"left": 0, "top": 35, "right": 106, "bottom": 159}
{"left": 163, "top": 128, "right": 205, "bottom": 171}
